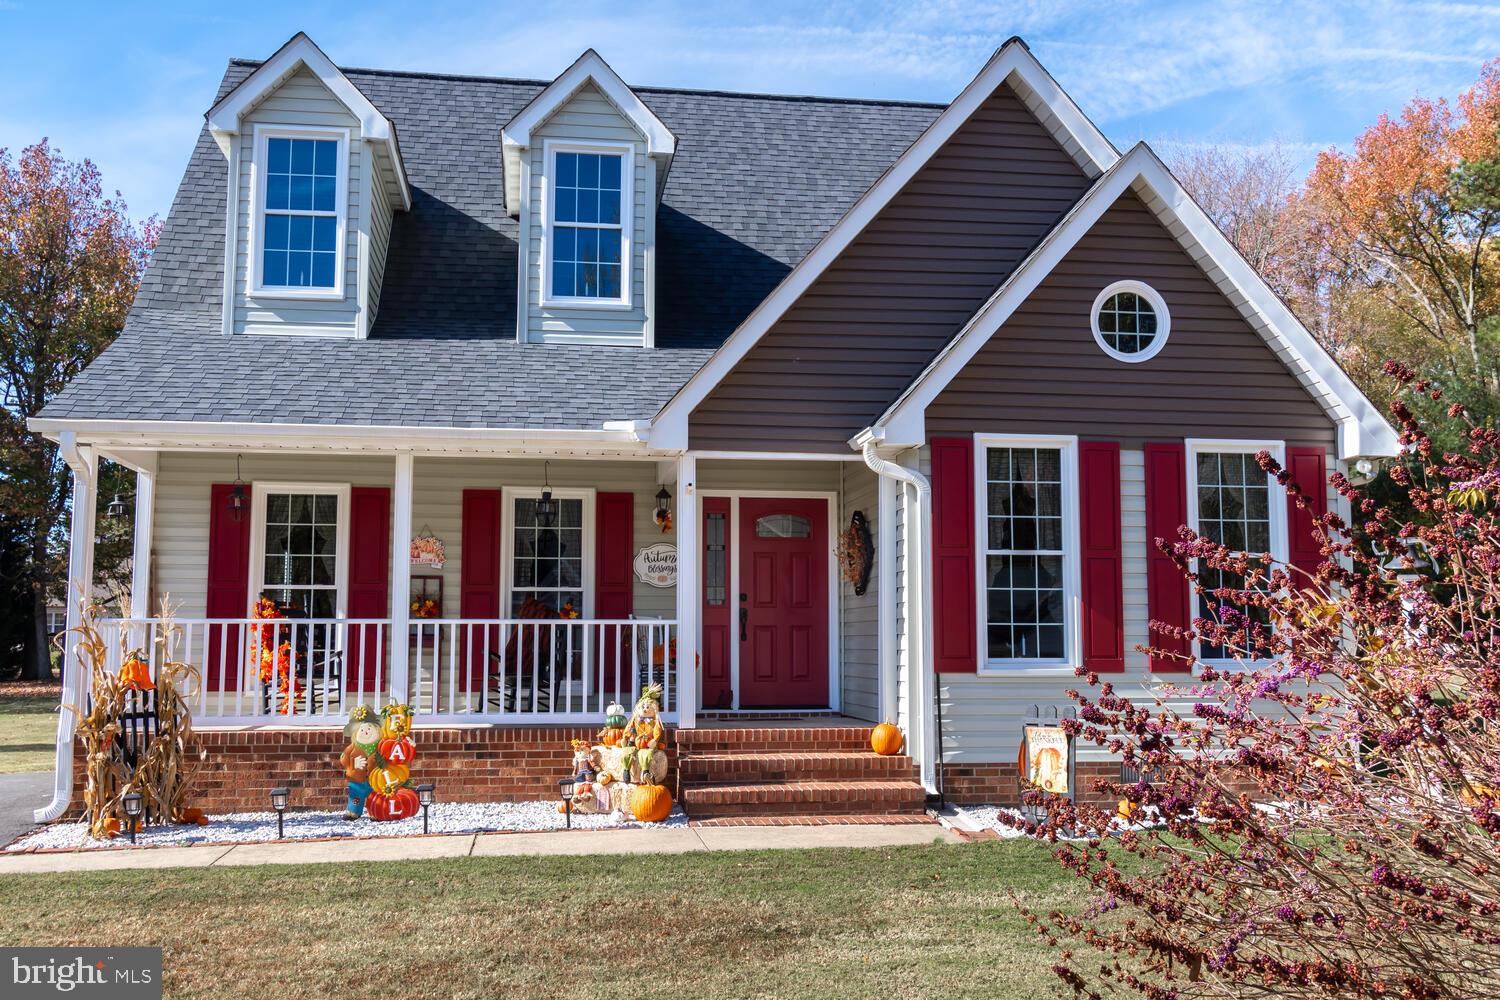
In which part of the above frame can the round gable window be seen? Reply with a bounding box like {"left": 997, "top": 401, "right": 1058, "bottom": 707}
{"left": 1091, "top": 280, "right": 1169, "bottom": 362}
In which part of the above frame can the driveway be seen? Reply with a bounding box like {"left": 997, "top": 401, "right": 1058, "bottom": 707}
{"left": 0, "top": 771, "right": 53, "bottom": 847}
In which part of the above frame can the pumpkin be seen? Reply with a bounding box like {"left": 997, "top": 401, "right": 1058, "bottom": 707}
{"left": 369, "top": 764, "right": 410, "bottom": 795}
{"left": 120, "top": 657, "right": 152, "bottom": 692}
{"left": 870, "top": 722, "right": 903, "bottom": 756}
{"left": 630, "top": 783, "right": 673, "bottom": 823}
{"left": 379, "top": 736, "right": 416, "bottom": 767}
{"left": 380, "top": 703, "right": 413, "bottom": 740}
{"left": 1116, "top": 799, "right": 1138, "bottom": 822}
{"left": 178, "top": 807, "right": 210, "bottom": 826}
{"left": 366, "top": 786, "right": 420, "bottom": 821}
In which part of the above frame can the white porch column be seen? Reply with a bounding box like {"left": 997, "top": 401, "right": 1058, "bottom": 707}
{"left": 674, "top": 452, "right": 698, "bottom": 728}
{"left": 36, "top": 432, "right": 97, "bottom": 822}
{"left": 877, "top": 473, "right": 897, "bottom": 725}
{"left": 388, "top": 452, "right": 414, "bottom": 705}
{"left": 129, "top": 453, "right": 157, "bottom": 619}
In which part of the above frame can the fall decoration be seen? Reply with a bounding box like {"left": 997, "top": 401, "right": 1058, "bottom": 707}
{"left": 379, "top": 736, "right": 415, "bottom": 767}
{"left": 65, "top": 596, "right": 207, "bottom": 839}
{"left": 409, "top": 530, "right": 446, "bottom": 568}
{"left": 630, "top": 783, "right": 673, "bottom": 823}
{"left": 369, "top": 764, "right": 410, "bottom": 795}
{"left": 409, "top": 597, "right": 440, "bottom": 619}
{"left": 119, "top": 656, "right": 152, "bottom": 692}
{"left": 380, "top": 702, "right": 413, "bottom": 740}
{"left": 248, "top": 597, "right": 301, "bottom": 713}
{"left": 366, "top": 786, "right": 421, "bottom": 822}
{"left": 835, "top": 511, "right": 874, "bottom": 596}
{"left": 869, "top": 722, "right": 903, "bottom": 756}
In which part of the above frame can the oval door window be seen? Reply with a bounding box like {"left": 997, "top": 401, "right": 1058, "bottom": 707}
{"left": 754, "top": 513, "right": 812, "bottom": 538}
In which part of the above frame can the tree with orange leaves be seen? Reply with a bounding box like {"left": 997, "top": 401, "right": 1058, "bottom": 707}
{"left": 1304, "top": 60, "right": 1500, "bottom": 400}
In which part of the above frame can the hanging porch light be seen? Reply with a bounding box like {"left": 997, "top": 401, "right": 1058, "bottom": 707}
{"left": 227, "top": 455, "right": 249, "bottom": 523}
{"left": 536, "top": 460, "right": 556, "bottom": 527}
{"left": 106, "top": 492, "right": 130, "bottom": 519}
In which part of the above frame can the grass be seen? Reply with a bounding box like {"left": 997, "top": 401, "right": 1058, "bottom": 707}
{"left": 0, "top": 840, "right": 1093, "bottom": 999}
{"left": 0, "top": 683, "right": 60, "bottom": 774}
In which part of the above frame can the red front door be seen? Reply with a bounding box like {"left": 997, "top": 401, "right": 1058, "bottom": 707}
{"left": 737, "top": 497, "right": 829, "bottom": 708}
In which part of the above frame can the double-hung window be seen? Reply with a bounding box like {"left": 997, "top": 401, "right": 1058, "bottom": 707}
{"left": 1186, "top": 441, "right": 1288, "bottom": 664}
{"left": 546, "top": 144, "right": 629, "bottom": 305}
{"left": 255, "top": 127, "right": 345, "bottom": 295}
{"left": 253, "top": 487, "right": 349, "bottom": 620}
{"left": 977, "top": 435, "right": 1080, "bottom": 670}
{"left": 507, "top": 491, "right": 592, "bottom": 617}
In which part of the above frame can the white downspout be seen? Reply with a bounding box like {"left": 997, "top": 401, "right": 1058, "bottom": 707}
{"left": 36, "top": 432, "right": 97, "bottom": 823}
{"left": 858, "top": 429, "right": 938, "bottom": 795}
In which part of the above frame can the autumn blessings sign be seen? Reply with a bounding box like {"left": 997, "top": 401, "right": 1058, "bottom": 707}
{"left": 633, "top": 543, "right": 677, "bottom": 588}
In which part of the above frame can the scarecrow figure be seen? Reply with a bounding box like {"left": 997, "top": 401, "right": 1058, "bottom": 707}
{"left": 561, "top": 739, "right": 610, "bottom": 814}
{"left": 340, "top": 706, "right": 381, "bottom": 820}
{"left": 620, "top": 684, "right": 666, "bottom": 784}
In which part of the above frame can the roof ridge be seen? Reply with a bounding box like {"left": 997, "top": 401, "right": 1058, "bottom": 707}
{"left": 225, "top": 57, "right": 948, "bottom": 110}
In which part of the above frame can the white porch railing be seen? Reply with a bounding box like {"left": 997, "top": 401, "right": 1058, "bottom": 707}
{"left": 95, "top": 617, "right": 679, "bottom": 726}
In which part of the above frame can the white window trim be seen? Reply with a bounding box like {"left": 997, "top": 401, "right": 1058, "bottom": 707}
{"left": 1091, "top": 279, "right": 1170, "bottom": 363}
{"left": 973, "top": 433, "right": 1082, "bottom": 675}
{"left": 539, "top": 138, "right": 634, "bottom": 312}
{"left": 500, "top": 486, "right": 597, "bottom": 619}
{"left": 248, "top": 123, "right": 351, "bottom": 302}
{"left": 1184, "top": 439, "right": 1289, "bottom": 669}
{"left": 246, "top": 482, "right": 352, "bottom": 619}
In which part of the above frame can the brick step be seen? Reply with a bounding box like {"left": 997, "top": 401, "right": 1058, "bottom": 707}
{"left": 680, "top": 751, "right": 916, "bottom": 784}
{"left": 674, "top": 726, "right": 875, "bottom": 753}
{"left": 679, "top": 779, "right": 928, "bottom": 819}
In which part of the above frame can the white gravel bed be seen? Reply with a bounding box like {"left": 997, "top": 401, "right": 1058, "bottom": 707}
{"left": 6, "top": 800, "right": 687, "bottom": 852}
{"left": 953, "top": 803, "right": 1162, "bottom": 840}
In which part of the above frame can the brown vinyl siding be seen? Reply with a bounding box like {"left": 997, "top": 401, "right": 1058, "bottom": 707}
{"left": 925, "top": 190, "right": 1337, "bottom": 449}
{"left": 689, "top": 81, "right": 1091, "bottom": 453}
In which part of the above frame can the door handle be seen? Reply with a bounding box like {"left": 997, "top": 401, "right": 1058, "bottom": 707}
{"left": 739, "top": 607, "right": 748, "bottom": 642}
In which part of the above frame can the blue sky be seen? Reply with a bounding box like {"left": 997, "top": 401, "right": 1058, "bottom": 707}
{"left": 3, "top": 1, "right": 1497, "bottom": 220}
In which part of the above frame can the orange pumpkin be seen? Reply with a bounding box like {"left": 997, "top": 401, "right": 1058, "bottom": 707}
{"left": 178, "top": 807, "right": 210, "bottom": 826}
{"left": 366, "top": 786, "right": 420, "bottom": 821}
{"left": 870, "top": 722, "right": 903, "bottom": 756}
{"left": 630, "top": 783, "right": 673, "bottom": 823}
{"left": 120, "top": 657, "right": 152, "bottom": 692}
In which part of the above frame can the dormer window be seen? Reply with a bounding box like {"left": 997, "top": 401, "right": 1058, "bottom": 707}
{"left": 251, "top": 125, "right": 347, "bottom": 298}
{"left": 543, "top": 141, "right": 632, "bottom": 308}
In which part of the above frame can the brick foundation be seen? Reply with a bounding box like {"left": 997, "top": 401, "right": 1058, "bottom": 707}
{"left": 941, "top": 761, "right": 1122, "bottom": 807}
{"left": 67, "top": 725, "right": 677, "bottom": 818}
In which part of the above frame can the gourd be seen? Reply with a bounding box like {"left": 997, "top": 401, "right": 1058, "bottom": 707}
{"left": 366, "top": 786, "right": 420, "bottom": 821}
{"left": 120, "top": 657, "right": 152, "bottom": 692}
{"left": 630, "top": 783, "right": 673, "bottom": 823}
{"left": 870, "top": 722, "right": 903, "bottom": 756}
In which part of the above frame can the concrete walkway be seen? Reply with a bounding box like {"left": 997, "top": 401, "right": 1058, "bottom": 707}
{"left": 0, "top": 822, "right": 963, "bottom": 874}
{"left": 0, "top": 772, "right": 51, "bottom": 847}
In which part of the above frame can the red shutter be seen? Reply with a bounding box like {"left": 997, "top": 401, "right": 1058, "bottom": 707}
{"left": 205, "top": 484, "right": 252, "bottom": 692}
{"left": 1286, "top": 447, "right": 1329, "bottom": 584}
{"left": 346, "top": 487, "right": 391, "bottom": 693}
{"left": 1079, "top": 442, "right": 1125, "bottom": 673}
{"left": 460, "top": 489, "right": 502, "bottom": 692}
{"left": 1144, "top": 443, "right": 1192, "bottom": 672}
{"left": 931, "top": 437, "right": 977, "bottom": 673}
{"left": 596, "top": 491, "right": 634, "bottom": 694}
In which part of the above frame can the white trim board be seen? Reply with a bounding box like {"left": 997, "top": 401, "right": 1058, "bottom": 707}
{"left": 501, "top": 49, "right": 676, "bottom": 218}
{"left": 207, "top": 32, "right": 411, "bottom": 211}
{"left": 646, "top": 38, "right": 1118, "bottom": 451}
{"left": 868, "top": 144, "right": 1400, "bottom": 462}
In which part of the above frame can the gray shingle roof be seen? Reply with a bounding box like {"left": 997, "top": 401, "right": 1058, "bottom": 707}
{"left": 43, "top": 61, "right": 943, "bottom": 429}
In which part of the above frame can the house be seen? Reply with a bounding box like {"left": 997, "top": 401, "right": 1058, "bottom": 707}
{"left": 30, "top": 33, "right": 1398, "bottom": 823}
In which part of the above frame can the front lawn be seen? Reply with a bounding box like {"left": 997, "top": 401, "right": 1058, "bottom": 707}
{"left": 0, "top": 684, "right": 59, "bottom": 773}
{"left": 0, "top": 840, "right": 1084, "bottom": 999}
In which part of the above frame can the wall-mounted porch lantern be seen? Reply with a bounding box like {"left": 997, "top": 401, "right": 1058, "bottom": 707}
{"left": 653, "top": 486, "right": 672, "bottom": 533}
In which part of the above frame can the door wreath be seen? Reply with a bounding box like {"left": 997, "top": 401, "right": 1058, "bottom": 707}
{"left": 836, "top": 510, "right": 874, "bottom": 596}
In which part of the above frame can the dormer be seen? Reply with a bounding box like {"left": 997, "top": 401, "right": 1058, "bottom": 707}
{"left": 207, "top": 33, "right": 411, "bottom": 339}
{"left": 502, "top": 51, "right": 676, "bottom": 347}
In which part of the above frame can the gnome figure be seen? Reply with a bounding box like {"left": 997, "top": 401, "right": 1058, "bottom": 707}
{"left": 340, "top": 706, "right": 381, "bottom": 820}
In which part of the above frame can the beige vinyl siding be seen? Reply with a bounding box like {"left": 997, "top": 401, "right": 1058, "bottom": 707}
{"left": 524, "top": 83, "right": 650, "bottom": 346}
{"left": 233, "top": 67, "right": 363, "bottom": 337}
{"left": 368, "top": 163, "right": 393, "bottom": 325}
{"left": 151, "top": 454, "right": 674, "bottom": 620}
{"left": 839, "top": 462, "right": 880, "bottom": 721}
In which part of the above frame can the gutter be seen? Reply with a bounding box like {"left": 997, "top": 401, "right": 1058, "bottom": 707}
{"left": 36, "top": 432, "right": 92, "bottom": 823}
{"left": 855, "top": 427, "right": 943, "bottom": 803}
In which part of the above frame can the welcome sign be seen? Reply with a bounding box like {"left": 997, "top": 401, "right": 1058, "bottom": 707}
{"left": 633, "top": 543, "right": 677, "bottom": 588}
